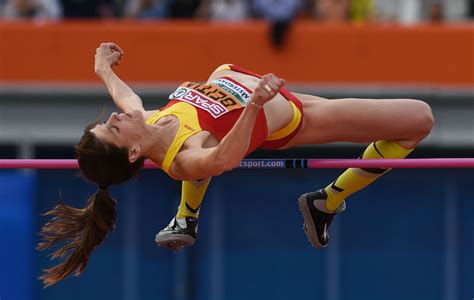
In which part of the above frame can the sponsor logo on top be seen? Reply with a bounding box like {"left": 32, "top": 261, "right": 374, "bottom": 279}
{"left": 211, "top": 78, "right": 251, "bottom": 104}
{"left": 170, "top": 87, "right": 228, "bottom": 118}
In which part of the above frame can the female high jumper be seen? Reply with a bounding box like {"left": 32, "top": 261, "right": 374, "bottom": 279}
{"left": 38, "top": 42, "right": 434, "bottom": 286}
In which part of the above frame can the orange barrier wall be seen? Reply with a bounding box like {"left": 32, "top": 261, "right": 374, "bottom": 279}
{"left": 0, "top": 21, "right": 472, "bottom": 86}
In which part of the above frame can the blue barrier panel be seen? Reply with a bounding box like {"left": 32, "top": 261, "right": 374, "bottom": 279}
{"left": 31, "top": 169, "right": 473, "bottom": 300}
{"left": 458, "top": 177, "right": 474, "bottom": 300}
{"left": 0, "top": 171, "right": 36, "bottom": 300}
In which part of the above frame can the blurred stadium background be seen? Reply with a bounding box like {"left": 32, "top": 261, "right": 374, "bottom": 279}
{"left": 0, "top": 0, "right": 473, "bottom": 300}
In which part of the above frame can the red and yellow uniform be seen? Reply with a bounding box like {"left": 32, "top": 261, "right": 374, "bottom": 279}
{"left": 153, "top": 65, "right": 416, "bottom": 244}
{"left": 145, "top": 64, "right": 304, "bottom": 176}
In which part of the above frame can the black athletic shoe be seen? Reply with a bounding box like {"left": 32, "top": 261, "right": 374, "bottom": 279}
{"left": 155, "top": 217, "right": 198, "bottom": 251}
{"left": 297, "top": 190, "right": 346, "bottom": 248}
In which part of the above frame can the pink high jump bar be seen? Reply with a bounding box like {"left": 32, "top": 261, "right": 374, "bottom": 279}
{"left": 0, "top": 158, "right": 474, "bottom": 169}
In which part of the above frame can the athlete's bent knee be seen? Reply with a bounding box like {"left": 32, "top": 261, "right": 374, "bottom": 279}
{"left": 411, "top": 99, "right": 434, "bottom": 139}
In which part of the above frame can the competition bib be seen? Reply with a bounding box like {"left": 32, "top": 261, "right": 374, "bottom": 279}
{"left": 169, "top": 77, "right": 252, "bottom": 119}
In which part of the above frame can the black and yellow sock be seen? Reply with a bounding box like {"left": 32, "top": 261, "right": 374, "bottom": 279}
{"left": 176, "top": 178, "right": 211, "bottom": 219}
{"left": 324, "top": 141, "right": 414, "bottom": 212}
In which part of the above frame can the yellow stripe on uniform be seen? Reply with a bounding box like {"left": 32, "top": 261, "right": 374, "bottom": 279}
{"left": 266, "top": 101, "right": 302, "bottom": 141}
{"left": 145, "top": 102, "right": 202, "bottom": 176}
{"left": 213, "top": 64, "right": 233, "bottom": 72}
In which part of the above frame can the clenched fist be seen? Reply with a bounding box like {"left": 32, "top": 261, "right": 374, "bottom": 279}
{"left": 94, "top": 42, "right": 124, "bottom": 75}
{"left": 250, "top": 73, "right": 286, "bottom": 107}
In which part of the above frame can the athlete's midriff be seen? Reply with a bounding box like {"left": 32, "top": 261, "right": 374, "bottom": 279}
{"left": 153, "top": 64, "right": 304, "bottom": 158}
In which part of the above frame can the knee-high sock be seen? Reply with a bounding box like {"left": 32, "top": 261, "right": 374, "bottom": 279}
{"left": 324, "top": 141, "right": 414, "bottom": 212}
{"left": 176, "top": 178, "right": 211, "bottom": 219}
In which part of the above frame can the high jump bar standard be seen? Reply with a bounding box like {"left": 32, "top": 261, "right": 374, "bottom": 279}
{"left": 1, "top": 158, "right": 474, "bottom": 169}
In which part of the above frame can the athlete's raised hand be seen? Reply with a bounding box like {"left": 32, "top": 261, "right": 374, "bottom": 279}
{"left": 94, "top": 42, "right": 124, "bottom": 74}
{"left": 250, "top": 73, "right": 286, "bottom": 107}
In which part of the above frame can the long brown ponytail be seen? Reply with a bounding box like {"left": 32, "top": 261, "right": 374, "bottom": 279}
{"left": 37, "top": 189, "right": 116, "bottom": 287}
{"left": 37, "top": 121, "right": 144, "bottom": 287}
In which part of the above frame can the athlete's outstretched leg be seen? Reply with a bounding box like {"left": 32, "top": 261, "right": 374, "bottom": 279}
{"left": 290, "top": 95, "right": 434, "bottom": 248}
{"left": 299, "top": 140, "right": 419, "bottom": 248}
{"left": 155, "top": 178, "right": 211, "bottom": 250}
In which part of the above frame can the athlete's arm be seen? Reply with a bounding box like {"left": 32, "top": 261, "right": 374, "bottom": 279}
{"left": 94, "top": 42, "right": 145, "bottom": 113}
{"left": 173, "top": 74, "right": 285, "bottom": 179}
{"left": 173, "top": 100, "right": 259, "bottom": 179}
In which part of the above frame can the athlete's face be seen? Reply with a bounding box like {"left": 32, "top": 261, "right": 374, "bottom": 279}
{"left": 90, "top": 110, "right": 146, "bottom": 149}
